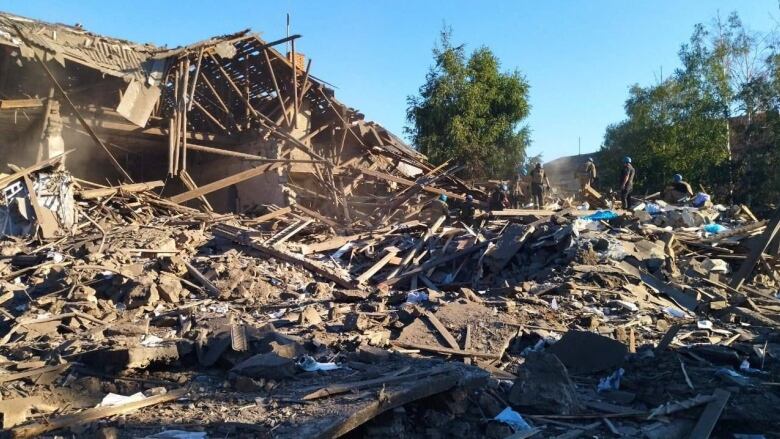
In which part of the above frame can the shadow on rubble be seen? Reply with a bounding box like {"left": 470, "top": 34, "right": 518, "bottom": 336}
{"left": 64, "top": 342, "right": 493, "bottom": 439}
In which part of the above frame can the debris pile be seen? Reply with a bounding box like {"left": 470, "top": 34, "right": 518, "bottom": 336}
{"left": 1, "top": 9, "right": 779, "bottom": 439}
{"left": 0, "top": 157, "right": 779, "bottom": 438}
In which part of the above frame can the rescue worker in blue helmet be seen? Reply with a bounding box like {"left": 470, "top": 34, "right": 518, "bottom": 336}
{"left": 620, "top": 156, "right": 635, "bottom": 210}
{"left": 489, "top": 183, "right": 511, "bottom": 211}
{"left": 664, "top": 173, "right": 693, "bottom": 204}
{"left": 459, "top": 194, "right": 477, "bottom": 227}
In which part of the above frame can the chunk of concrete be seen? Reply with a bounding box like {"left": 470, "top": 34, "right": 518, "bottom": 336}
{"left": 230, "top": 351, "right": 297, "bottom": 379}
{"left": 547, "top": 330, "right": 628, "bottom": 374}
{"left": 157, "top": 275, "right": 182, "bottom": 303}
{"left": 299, "top": 306, "right": 322, "bottom": 326}
{"left": 333, "top": 289, "right": 370, "bottom": 302}
{"left": 508, "top": 352, "right": 581, "bottom": 415}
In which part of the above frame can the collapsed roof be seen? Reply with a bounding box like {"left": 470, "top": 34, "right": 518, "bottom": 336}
{"left": 0, "top": 11, "right": 472, "bottom": 225}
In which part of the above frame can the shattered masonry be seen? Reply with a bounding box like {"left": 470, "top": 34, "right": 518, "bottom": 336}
{"left": 0, "top": 10, "right": 779, "bottom": 439}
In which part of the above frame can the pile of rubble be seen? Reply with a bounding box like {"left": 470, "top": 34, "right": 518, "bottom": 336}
{"left": 0, "top": 156, "right": 779, "bottom": 438}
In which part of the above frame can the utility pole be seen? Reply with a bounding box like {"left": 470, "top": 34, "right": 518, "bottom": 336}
{"left": 578, "top": 137, "right": 581, "bottom": 156}
{"left": 286, "top": 13, "right": 291, "bottom": 53}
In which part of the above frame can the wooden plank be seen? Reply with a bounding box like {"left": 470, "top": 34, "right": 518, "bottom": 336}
{"left": 489, "top": 209, "right": 596, "bottom": 217}
{"left": 186, "top": 48, "right": 204, "bottom": 113}
{"left": 0, "top": 152, "right": 72, "bottom": 189}
{"left": 170, "top": 162, "right": 283, "bottom": 203}
{"left": 245, "top": 206, "right": 292, "bottom": 225}
{"left": 0, "top": 98, "right": 43, "bottom": 109}
{"left": 213, "top": 224, "right": 355, "bottom": 289}
{"left": 0, "top": 364, "right": 70, "bottom": 384}
{"left": 297, "top": 58, "right": 312, "bottom": 110}
{"left": 655, "top": 324, "right": 681, "bottom": 352}
{"left": 356, "top": 248, "right": 399, "bottom": 284}
{"left": 9, "top": 388, "right": 186, "bottom": 439}
{"left": 291, "top": 39, "right": 299, "bottom": 128}
{"left": 79, "top": 181, "right": 164, "bottom": 199}
{"left": 356, "top": 167, "right": 467, "bottom": 202}
{"left": 185, "top": 143, "right": 326, "bottom": 164}
{"left": 22, "top": 175, "right": 59, "bottom": 239}
{"left": 192, "top": 99, "right": 228, "bottom": 132}
{"left": 309, "top": 368, "right": 482, "bottom": 438}
{"left": 391, "top": 341, "right": 500, "bottom": 359}
{"left": 463, "top": 324, "right": 473, "bottom": 365}
{"left": 199, "top": 73, "right": 231, "bottom": 115}
{"left": 302, "top": 367, "right": 443, "bottom": 401}
{"left": 179, "top": 170, "right": 213, "bottom": 212}
{"left": 688, "top": 389, "right": 731, "bottom": 439}
{"left": 184, "top": 261, "right": 221, "bottom": 297}
{"left": 739, "top": 204, "right": 758, "bottom": 222}
{"left": 293, "top": 204, "right": 340, "bottom": 228}
{"left": 380, "top": 240, "right": 492, "bottom": 288}
{"left": 262, "top": 48, "right": 292, "bottom": 127}
{"left": 424, "top": 311, "right": 459, "bottom": 349}
{"left": 730, "top": 205, "right": 780, "bottom": 290}
{"left": 385, "top": 216, "right": 445, "bottom": 281}
{"left": 700, "top": 220, "right": 766, "bottom": 243}
{"left": 273, "top": 219, "right": 312, "bottom": 246}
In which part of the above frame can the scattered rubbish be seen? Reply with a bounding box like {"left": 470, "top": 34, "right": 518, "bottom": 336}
{"left": 584, "top": 210, "right": 619, "bottom": 221}
{"left": 697, "top": 320, "right": 713, "bottom": 330}
{"left": 406, "top": 290, "right": 429, "bottom": 304}
{"left": 597, "top": 368, "right": 625, "bottom": 392}
{"left": 494, "top": 407, "right": 533, "bottom": 432}
{"left": 702, "top": 258, "right": 729, "bottom": 273}
{"left": 98, "top": 392, "right": 146, "bottom": 407}
{"left": 0, "top": 15, "right": 776, "bottom": 434}
{"left": 664, "top": 306, "right": 687, "bottom": 319}
{"left": 703, "top": 223, "right": 728, "bottom": 234}
{"left": 296, "top": 355, "right": 340, "bottom": 372}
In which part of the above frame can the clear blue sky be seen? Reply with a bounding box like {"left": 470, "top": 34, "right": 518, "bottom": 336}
{"left": 3, "top": 1, "right": 778, "bottom": 161}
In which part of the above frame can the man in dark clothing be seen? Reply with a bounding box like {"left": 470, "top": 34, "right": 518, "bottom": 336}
{"left": 489, "top": 184, "right": 511, "bottom": 211}
{"left": 579, "top": 157, "right": 597, "bottom": 189}
{"left": 530, "top": 163, "right": 550, "bottom": 209}
{"left": 620, "top": 156, "right": 635, "bottom": 210}
{"left": 662, "top": 173, "right": 694, "bottom": 204}
{"left": 459, "top": 194, "right": 477, "bottom": 227}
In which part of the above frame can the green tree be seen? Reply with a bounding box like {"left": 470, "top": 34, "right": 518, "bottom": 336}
{"left": 406, "top": 28, "right": 531, "bottom": 179}
{"left": 600, "top": 12, "right": 779, "bottom": 208}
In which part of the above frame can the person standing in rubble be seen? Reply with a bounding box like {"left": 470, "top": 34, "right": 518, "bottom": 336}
{"left": 530, "top": 163, "right": 550, "bottom": 209}
{"left": 619, "top": 156, "right": 635, "bottom": 210}
{"left": 422, "top": 194, "right": 450, "bottom": 224}
{"left": 459, "top": 194, "right": 477, "bottom": 227}
{"left": 489, "top": 183, "right": 511, "bottom": 211}
{"left": 579, "top": 157, "right": 597, "bottom": 189}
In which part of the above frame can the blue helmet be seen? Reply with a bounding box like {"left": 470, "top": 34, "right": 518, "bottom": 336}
{"left": 623, "top": 156, "right": 632, "bottom": 164}
{"left": 439, "top": 194, "right": 448, "bottom": 202}
{"left": 673, "top": 174, "right": 683, "bottom": 183}
{"left": 466, "top": 194, "right": 474, "bottom": 201}
{"left": 587, "top": 157, "right": 594, "bottom": 163}
{"left": 501, "top": 183, "right": 508, "bottom": 191}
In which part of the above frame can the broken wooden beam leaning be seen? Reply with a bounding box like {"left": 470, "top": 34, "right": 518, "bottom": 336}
{"left": 212, "top": 223, "right": 356, "bottom": 289}
{"left": 730, "top": 204, "right": 780, "bottom": 290}
{"left": 169, "top": 162, "right": 284, "bottom": 204}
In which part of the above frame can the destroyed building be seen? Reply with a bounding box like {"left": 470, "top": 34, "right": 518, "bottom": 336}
{"left": 0, "top": 10, "right": 780, "bottom": 439}
{"left": 0, "top": 11, "right": 471, "bottom": 223}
